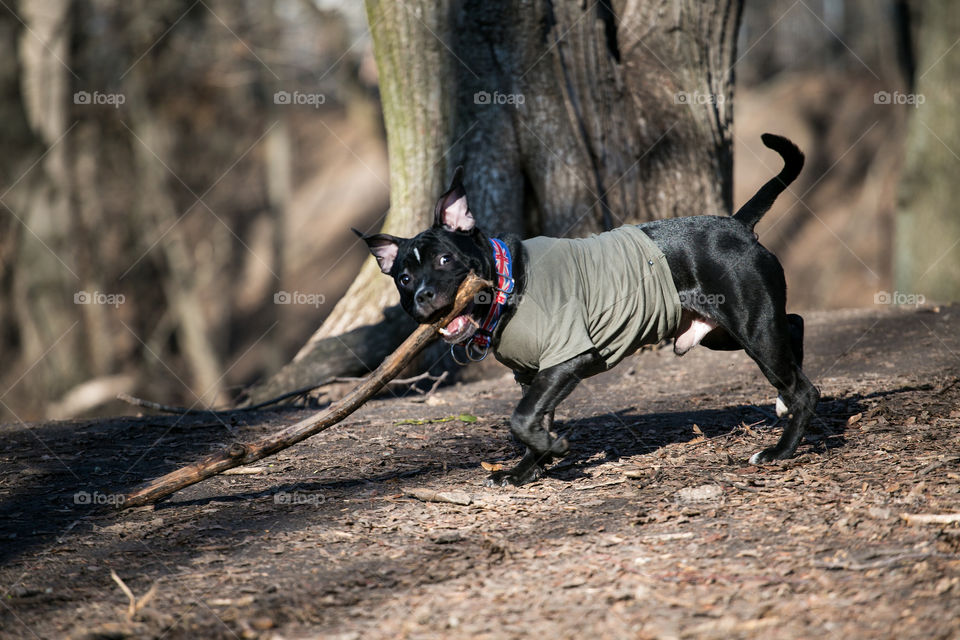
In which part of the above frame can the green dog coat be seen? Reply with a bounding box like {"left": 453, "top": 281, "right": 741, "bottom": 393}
{"left": 493, "top": 225, "right": 682, "bottom": 372}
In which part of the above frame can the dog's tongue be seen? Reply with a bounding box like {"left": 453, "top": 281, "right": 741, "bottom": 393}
{"left": 439, "top": 314, "right": 479, "bottom": 344}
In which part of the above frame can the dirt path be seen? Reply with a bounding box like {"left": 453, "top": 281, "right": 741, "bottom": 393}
{"left": 1, "top": 306, "right": 959, "bottom": 639}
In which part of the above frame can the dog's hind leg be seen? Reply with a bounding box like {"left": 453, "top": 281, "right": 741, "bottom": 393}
{"left": 738, "top": 319, "right": 819, "bottom": 464}
{"left": 696, "top": 271, "right": 817, "bottom": 463}
{"left": 775, "top": 313, "right": 806, "bottom": 417}
{"left": 786, "top": 313, "right": 804, "bottom": 368}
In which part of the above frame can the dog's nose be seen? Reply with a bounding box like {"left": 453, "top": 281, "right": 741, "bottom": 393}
{"left": 415, "top": 287, "right": 435, "bottom": 306}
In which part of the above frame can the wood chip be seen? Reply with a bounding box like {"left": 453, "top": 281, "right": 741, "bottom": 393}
{"left": 405, "top": 487, "right": 472, "bottom": 506}
{"left": 677, "top": 484, "right": 723, "bottom": 503}
{"left": 222, "top": 466, "right": 268, "bottom": 475}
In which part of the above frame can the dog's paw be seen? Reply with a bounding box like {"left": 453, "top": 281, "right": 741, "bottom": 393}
{"left": 484, "top": 472, "right": 514, "bottom": 488}
{"left": 749, "top": 446, "right": 792, "bottom": 465}
{"left": 484, "top": 464, "right": 545, "bottom": 487}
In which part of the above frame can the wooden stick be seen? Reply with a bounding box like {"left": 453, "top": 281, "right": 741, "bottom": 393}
{"left": 119, "top": 273, "right": 491, "bottom": 509}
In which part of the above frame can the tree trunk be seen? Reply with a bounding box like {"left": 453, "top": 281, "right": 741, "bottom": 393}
{"left": 0, "top": 9, "right": 45, "bottom": 403}
{"left": 242, "top": 0, "right": 742, "bottom": 405}
{"left": 4, "top": 0, "right": 80, "bottom": 418}
{"left": 895, "top": 0, "right": 960, "bottom": 301}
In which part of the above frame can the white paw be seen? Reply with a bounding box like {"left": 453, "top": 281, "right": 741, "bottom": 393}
{"left": 775, "top": 396, "right": 789, "bottom": 418}
{"left": 748, "top": 451, "right": 763, "bottom": 465}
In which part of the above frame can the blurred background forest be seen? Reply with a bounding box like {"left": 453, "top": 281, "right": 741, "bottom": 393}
{"left": 0, "top": 0, "right": 946, "bottom": 421}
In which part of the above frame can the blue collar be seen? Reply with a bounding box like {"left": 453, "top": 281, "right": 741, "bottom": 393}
{"left": 451, "top": 237, "right": 514, "bottom": 363}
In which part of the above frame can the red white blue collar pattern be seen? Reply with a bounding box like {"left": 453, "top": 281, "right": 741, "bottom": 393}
{"left": 471, "top": 238, "right": 514, "bottom": 349}
{"left": 451, "top": 238, "right": 513, "bottom": 363}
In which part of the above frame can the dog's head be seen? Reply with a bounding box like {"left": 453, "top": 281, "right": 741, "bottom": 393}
{"left": 354, "top": 167, "right": 491, "bottom": 343}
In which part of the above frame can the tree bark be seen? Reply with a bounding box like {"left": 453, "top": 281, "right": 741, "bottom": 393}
{"left": 6, "top": 0, "right": 80, "bottom": 414}
{"left": 242, "top": 0, "right": 743, "bottom": 405}
{"left": 895, "top": 0, "right": 960, "bottom": 301}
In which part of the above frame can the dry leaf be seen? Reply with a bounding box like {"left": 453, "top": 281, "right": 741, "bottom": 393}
{"left": 481, "top": 461, "right": 503, "bottom": 472}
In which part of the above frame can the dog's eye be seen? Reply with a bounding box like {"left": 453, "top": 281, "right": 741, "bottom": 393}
{"left": 399, "top": 274, "right": 411, "bottom": 286}
{"left": 438, "top": 254, "right": 453, "bottom": 266}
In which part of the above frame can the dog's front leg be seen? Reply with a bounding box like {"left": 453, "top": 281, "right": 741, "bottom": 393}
{"left": 486, "top": 352, "right": 601, "bottom": 487}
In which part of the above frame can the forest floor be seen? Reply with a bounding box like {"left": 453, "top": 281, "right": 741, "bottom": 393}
{"left": 1, "top": 305, "right": 959, "bottom": 639}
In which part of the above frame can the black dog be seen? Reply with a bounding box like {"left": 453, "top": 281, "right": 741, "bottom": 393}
{"left": 356, "top": 134, "right": 819, "bottom": 486}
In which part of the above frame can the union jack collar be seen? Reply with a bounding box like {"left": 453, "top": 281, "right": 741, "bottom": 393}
{"left": 452, "top": 237, "right": 514, "bottom": 363}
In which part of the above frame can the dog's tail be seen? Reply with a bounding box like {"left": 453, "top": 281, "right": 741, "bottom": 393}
{"left": 732, "top": 133, "right": 804, "bottom": 230}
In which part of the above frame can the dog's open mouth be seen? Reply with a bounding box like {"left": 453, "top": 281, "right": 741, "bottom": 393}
{"left": 438, "top": 311, "right": 479, "bottom": 344}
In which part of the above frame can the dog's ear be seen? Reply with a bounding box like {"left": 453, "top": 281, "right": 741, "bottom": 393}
{"left": 433, "top": 166, "right": 475, "bottom": 232}
{"left": 352, "top": 228, "right": 402, "bottom": 274}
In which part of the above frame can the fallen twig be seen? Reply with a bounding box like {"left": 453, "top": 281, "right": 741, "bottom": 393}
{"left": 404, "top": 487, "right": 472, "bottom": 506}
{"left": 574, "top": 479, "right": 625, "bottom": 491}
{"left": 110, "top": 570, "right": 158, "bottom": 621}
{"left": 916, "top": 456, "right": 960, "bottom": 477}
{"left": 901, "top": 512, "right": 960, "bottom": 526}
{"left": 117, "top": 393, "right": 227, "bottom": 415}
{"left": 748, "top": 405, "right": 778, "bottom": 422}
{"left": 118, "top": 367, "right": 450, "bottom": 415}
{"left": 118, "top": 387, "right": 321, "bottom": 414}
{"left": 322, "top": 370, "right": 449, "bottom": 395}
{"left": 119, "top": 273, "right": 491, "bottom": 509}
